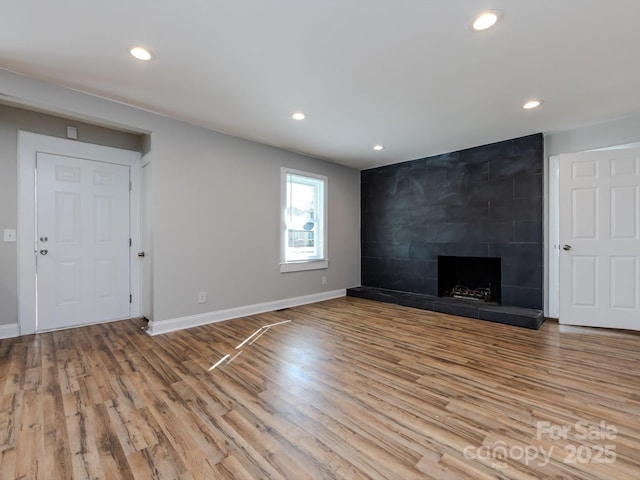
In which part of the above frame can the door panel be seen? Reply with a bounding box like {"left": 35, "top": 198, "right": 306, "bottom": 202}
{"left": 58, "top": 260, "right": 80, "bottom": 304}
{"left": 559, "top": 148, "right": 640, "bottom": 330}
{"left": 571, "top": 256, "right": 597, "bottom": 307}
{"left": 610, "top": 256, "right": 637, "bottom": 308}
{"left": 611, "top": 186, "right": 637, "bottom": 238}
{"left": 37, "top": 152, "right": 130, "bottom": 331}
{"left": 572, "top": 188, "right": 598, "bottom": 238}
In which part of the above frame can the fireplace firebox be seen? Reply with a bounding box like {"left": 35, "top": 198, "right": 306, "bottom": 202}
{"left": 438, "top": 256, "right": 501, "bottom": 304}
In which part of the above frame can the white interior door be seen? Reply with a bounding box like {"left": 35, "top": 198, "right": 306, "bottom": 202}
{"left": 559, "top": 148, "right": 640, "bottom": 330}
{"left": 36, "top": 152, "right": 131, "bottom": 331}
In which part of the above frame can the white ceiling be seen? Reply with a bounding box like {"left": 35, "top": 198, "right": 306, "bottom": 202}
{"left": 2, "top": 1, "right": 640, "bottom": 169}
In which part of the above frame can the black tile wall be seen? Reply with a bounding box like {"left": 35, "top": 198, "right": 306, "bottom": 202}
{"left": 361, "top": 133, "right": 544, "bottom": 310}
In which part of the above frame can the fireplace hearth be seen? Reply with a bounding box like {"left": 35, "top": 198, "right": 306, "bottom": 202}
{"left": 438, "top": 256, "right": 501, "bottom": 304}
{"left": 346, "top": 286, "right": 544, "bottom": 329}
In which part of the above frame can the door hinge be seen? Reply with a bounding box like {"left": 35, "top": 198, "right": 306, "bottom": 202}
{"left": 129, "top": 294, "right": 132, "bottom": 303}
{"left": 129, "top": 181, "right": 132, "bottom": 191}
{"left": 129, "top": 238, "right": 132, "bottom": 247}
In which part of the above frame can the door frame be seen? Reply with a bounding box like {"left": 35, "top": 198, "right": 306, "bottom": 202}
{"left": 140, "top": 156, "right": 153, "bottom": 321}
{"left": 548, "top": 155, "right": 561, "bottom": 319}
{"left": 17, "top": 131, "right": 141, "bottom": 335}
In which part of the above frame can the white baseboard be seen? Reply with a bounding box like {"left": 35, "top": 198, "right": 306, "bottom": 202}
{"left": 147, "top": 289, "right": 346, "bottom": 336}
{"left": 0, "top": 323, "right": 21, "bottom": 340}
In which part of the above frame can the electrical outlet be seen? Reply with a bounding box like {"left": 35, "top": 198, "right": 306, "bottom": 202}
{"left": 198, "top": 291, "right": 206, "bottom": 303}
{"left": 321, "top": 276, "right": 327, "bottom": 285}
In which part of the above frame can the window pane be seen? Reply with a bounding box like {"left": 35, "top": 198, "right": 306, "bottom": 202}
{"left": 284, "top": 173, "right": 324, "bottom": 262}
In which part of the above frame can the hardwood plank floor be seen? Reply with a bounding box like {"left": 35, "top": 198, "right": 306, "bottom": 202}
{"left": 1, "top": 296, "right": 640, "bottom": 479}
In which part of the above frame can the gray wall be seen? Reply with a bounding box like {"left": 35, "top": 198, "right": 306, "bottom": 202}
{"left": 0, "top": 69, "right": 361, "bottom": 328}
{"left": 150, "top": 119, "right": 361, "bottom": 320}
{"left": 542, "top": 113, "right": 640, "bottom": 316}
{"left": 545, "top": 114, "right": 640, "bottom": 157}
{"left": 0, "top": 103, "right": 141, "bottom": 326}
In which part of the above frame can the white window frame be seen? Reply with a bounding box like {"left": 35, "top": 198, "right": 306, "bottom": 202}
{"left": 280, "top": 167, "right": 328, "bottom": 273}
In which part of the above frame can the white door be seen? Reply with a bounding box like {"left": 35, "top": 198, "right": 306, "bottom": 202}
{"left": 36, "top": 152, "right": 131, "bottom": 331}
{"left": 140, "top": 161, "right": 153, "bottom": 320}
{"left": 559, "top": 148, "right": 640, "bottom": 330}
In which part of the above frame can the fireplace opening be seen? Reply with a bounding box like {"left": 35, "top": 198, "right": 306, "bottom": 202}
{"left": 438, "top": 256, "right": 501, "bottom": 304}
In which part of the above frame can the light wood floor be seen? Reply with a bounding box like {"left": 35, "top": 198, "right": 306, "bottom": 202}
{"left": 1, "top": 297, "right": 640, "bottom": 479}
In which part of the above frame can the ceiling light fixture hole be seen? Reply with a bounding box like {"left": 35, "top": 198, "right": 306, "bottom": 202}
{"left": 472, "top": 11, "right": 501, "bottom": 31}
{"left": 130, "top": 46, "right": 153, "bottom": 61}
{"left": 523, "top": 100, "right": 543, "bottom": 109}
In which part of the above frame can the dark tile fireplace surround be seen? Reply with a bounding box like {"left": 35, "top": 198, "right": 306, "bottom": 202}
{"left": 347, "top": 134, "right": 544, "bottom": 329}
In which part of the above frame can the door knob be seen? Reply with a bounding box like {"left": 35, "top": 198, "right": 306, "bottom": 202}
{"left": 137, "top": 252, "right": 145, "bottom": 257}
{"left": 39, "top": 249, "right": 48, "bottom": 255}
{"left": 563, "top": 245, "right": 572, "bottom": 251}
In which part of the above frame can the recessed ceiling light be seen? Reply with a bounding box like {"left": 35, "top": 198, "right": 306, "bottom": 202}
{"left": 130, "top": 46, "right": 153, "bottom": 61}
{"left": 373, "top": 145, "right": 384, "bottom": 151}
{"left": 472, "top": 11, "right": 501, "bottom": 31}
{"left": 523, "top": 100, "right": 543, "bottom": 109}
{"left": 292, "top": 112, "right": 306, "bottom": 120}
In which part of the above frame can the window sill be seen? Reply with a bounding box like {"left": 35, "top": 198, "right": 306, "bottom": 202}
{"left": 280, "top": 259, "right": 329, "bottom": 273}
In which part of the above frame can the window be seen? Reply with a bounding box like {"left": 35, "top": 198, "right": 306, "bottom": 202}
{"left": 280, "top": 168, "right": 328, "bottom": 272}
